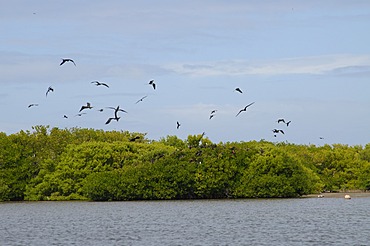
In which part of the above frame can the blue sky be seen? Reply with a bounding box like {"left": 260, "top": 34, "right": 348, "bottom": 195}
{"left": 1, "top": 1, "right": 370, "bottom": 146}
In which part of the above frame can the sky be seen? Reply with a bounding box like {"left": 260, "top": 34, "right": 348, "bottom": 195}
{"left": 1, "top": 0, "right": 370, "bottom": 146}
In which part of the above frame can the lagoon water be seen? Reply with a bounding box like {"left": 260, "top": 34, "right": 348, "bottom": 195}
{"left": 1, "top": 197, "right": 369, "bottom": 246}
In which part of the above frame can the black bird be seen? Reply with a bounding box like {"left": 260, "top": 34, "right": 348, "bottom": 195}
{"left": 176, "top": 121, "right": 181, "bottom": 129}
{"left": 28, "top": 103, "right": 39, "bottom": 108}
{"left": 210, "top": 109, "right": 217, "bottom": 119}
{"left": 107, "top": 105, "right": 127, "bottom": 119}
{"left": 277, "top": 118, "right": 286, "bottom": 124}
{"left": 319, "top": 137, "right": 324, "bottom": 140}
{"left": 79, "top": 102, "right": 93, "bottom": 112}
{"left": 60, "top": 58, "right": 76, "bottom": 66}
{"left": 105, "top": 116, "right": 120, "bottom": 125}
{"left": 272, "top": 129, "right": 285, "bottom": 137}
{"left": 235, "top": 87, "right": 243, "bottom": 93}
{"left": 63, "top": 115, "right": 68, "bottom": 119}
{"left": 91, "top": 81, "right": 109, "bottom": 88}
{"left": 46, "top": 86, "right": 54, "bottom": 97}
{"left": 97, "top": 109, "right": 104, "bottom": 112}
{"left": 149, "top": 80, "right": 156, "bottom": 90}
{"left": 130, "top": 135, "right": 141, "bottom": 142}
{"left": 236, "top": 102, "right": 255, "bottom": 117}
{"left": 286, "top": 120, "right": 291, "bottom": 127}
{"left": 272, "top": 129, "right": 285, "bottom": 134}
{"left": 135, "top": 95, "right": 148, "bottom": 104}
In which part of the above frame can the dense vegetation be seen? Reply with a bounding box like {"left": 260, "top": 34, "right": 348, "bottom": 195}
{"left": 1, "top": 126, "right": 369, "bottom": 201}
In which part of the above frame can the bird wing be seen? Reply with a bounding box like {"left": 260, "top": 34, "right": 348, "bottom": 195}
{"left": 79, "top": 106, "right": 86, "bottom": 112}
{"left": 235, "top": 109, "right": 244, "bottom": 117}
{"left": 71, "top": 60, "right": 76, "bottom": 66}
{"left": 245, "top": 102, "right": 255, "bottom": 108}
{"left": 60, "top": 59, "right": 66, "bottom": 66}
{"left": 101, "top": 83, "right": 109, "bottom": 88}
{"left": 105, "top": 118, "right": 113, "bottom": 124}
{"left": 118, "top": 109, "right": 128, "bottom": 113}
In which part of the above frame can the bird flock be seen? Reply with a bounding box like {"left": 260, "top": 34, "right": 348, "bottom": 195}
{"left": 24, "top": 57, "right": 299, "bottom": 141}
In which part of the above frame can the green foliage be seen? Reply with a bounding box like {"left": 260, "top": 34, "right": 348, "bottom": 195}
{"left": 234, "top": 147, "right": 321, "bottom": 198}
{"left": 0, "top": 126, "right": 369, "bottom": 201}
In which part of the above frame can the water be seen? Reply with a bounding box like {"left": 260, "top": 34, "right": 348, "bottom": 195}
{"left": 1, "top": 197, "right": 369, "bottom": 245}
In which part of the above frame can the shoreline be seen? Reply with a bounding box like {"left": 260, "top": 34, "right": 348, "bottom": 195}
{"left": 304, "top": 191, "right": 370, "bottom": 198}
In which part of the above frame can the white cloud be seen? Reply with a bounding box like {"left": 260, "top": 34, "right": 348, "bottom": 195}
{"left": 165, "top": 54, "right": 370, "bottom": 77}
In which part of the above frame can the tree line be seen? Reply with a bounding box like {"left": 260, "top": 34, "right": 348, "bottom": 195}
{"left": 0, "top": 126, "right": 369, "bottom": 201}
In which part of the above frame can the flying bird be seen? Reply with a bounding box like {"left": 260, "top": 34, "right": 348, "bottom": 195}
{"left": 60, "top": 58, "right": 76, "bottom": 66}
{"left": 176, "top": 121, "right": 181, "bottom": 129}
{"left": 46, "top": 86, "right": 54, "bottom": 97}
{"left": 79, "top": 102, "right": 93, "bottom": 112}
{"left": 105, "top": 116, "right": 120, "bottom": 125}
{"left": 91, "top": 81, "right": 109, "bottom": 88}
{"left": 277, "top": 119, "right": 286, "bottom": 124}
{"left": 272, "top": 129, "right": 285, "bottom": 137}
{"left": 235, "top": 102, "right": 255, "bottom": 117}
{"left": 63, "top": 115, "right": 68, "bottom": 119}
{"left": 28, "top": 104, "right": 39, "bottom": 108}
{"left": 149, "top": 80, "right": 156, "bottom": 90}
{"left": 107, "top": 105, "right": 127, "bottom": 119}
{"left": 286, "top": 120, "right": 291, "bottom": 127}
{"left": 210, "top": 109, "right": 217, "bottom": 119}
{"left": 272, "top": 129, "right": 285, "bottom": 134}
{"left": 135, "top": 95, "right": 148, "bottom": 104}
{"left": 235, "top": 87, "right": 243, "bottom": 93}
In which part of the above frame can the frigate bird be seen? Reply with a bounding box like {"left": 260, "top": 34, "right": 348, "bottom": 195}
{"left": 149, "top": 80, "right": 156, "bottom": 90}
{"left": 107, "top": 105, "right": 127, "bottom": 119}
{"left": 272, "top": 129, "right": 285, "bottom": 137}
{"left": 105, "top": 116, "right": 120, "bottom": 125}
{"left": 176, "top": 121, "right": 181, "bottom": 129}
{"left": 235, "top": 87, "right": 243, "bottom": 93}
{"left": 91, "top": 81, "right": 109, "bottom": 88}
{"left": 236, "top": 102, "right": 255, "bottom": 117}
{"left": 130, "top": 135, "right": 141, "bottom": 142}
{"left": 28, "top": 104, "right": 39, "bottom": 108}
{"left": 46, "top": 86, "right": 54, "bottom": 97}
{"left": 60, "top": 58, "right": 76, "bottom": 66}
{"left": 79, "top": 102, "right": 93, "bottom": 112}
{"left": 135, "top": 95, "right": 148, "bottom": 104}
{"left": 209, "top": 114, "right": 215, "bottom": 120}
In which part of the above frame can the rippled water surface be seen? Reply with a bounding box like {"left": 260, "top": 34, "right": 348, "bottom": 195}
{"left": 1, "top": 197, "right": 369, "bottom": 245}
